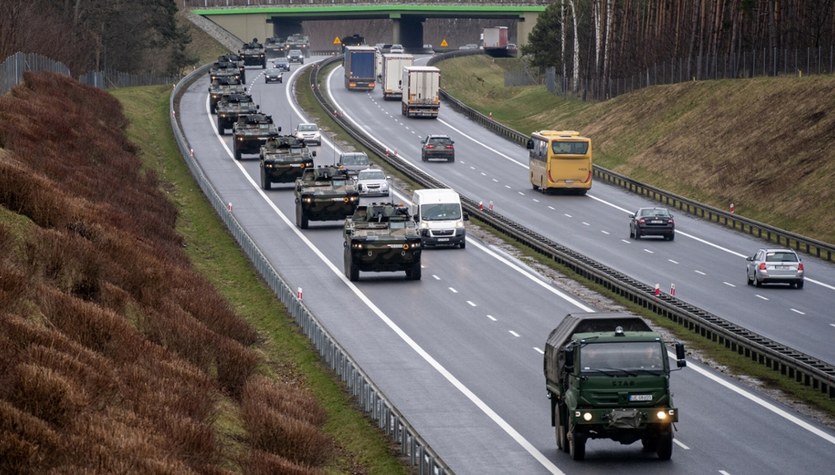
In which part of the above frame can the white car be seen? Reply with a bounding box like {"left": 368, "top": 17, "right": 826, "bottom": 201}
{"left": 389, "top": 44, "right": 405, "bottom": 54}
{"left": 294, "top": 123, "right": 321, "bottom": 145}
{"left": 355, "top": 168, "right": 390, "bottom": 197}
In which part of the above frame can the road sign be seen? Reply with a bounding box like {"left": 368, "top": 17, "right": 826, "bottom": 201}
{"left": 440, "top": 39, "right": 448, "bottom": 47}
{"left": 333, "top": 36, "right": 341, "bottom": 45}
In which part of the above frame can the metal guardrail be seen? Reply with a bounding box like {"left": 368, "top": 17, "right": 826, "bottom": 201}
{"left": 311, "top": 54, "right": 835, "bottom": 399}
{"left": 425, "top": 55, "right": 835, "bottom": 264}
{"left": 170, "top": 64, "right": 452, "bottom": 474}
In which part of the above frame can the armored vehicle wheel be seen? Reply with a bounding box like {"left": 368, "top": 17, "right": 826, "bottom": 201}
{"left": 349, "top": 262, "right": 359, "bottom": 281}
{"left": 656, "top": 429, "right": 673, "bottom": 460}
{"left": 295, "top": 202, "right": 308, "bottom": 229}
{"left": 217, "top": 119, "right": 225, "bottom": 135}
{"left": 569, "top": 430, "right": 585, "bottom": 461}
{"left": 260, "top": 166, "right": 271, "bottom": 190}
{"left": 210, "top": 104, "right": 216, "bottom": 114}
{"left": 405, "top": 262, "right": 421, "bottom": 280}
{"left": 234, "top": 147, "right": 242, "bottom": 161}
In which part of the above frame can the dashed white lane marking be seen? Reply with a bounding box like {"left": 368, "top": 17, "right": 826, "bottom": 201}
{"left": 533, "top": 347, "right": 544, "bottom": 354}
{"left": 790, "top": 308, "right": 805, "bottom": 315}
{"left": 582, "top": 221, "right": 590, "bottom": 226}
{"left": 644, "top": 249, "right": 654, "bottom": 254}
{"left": 668, "top": 259, "right": 679, "bottom": 264}
{"left": 486, "top": 315, "right": 497, "bottom": 322}
{"left": 601, "top": 230, "right": 610, "bottom": 235}
{"left": 756, "top": 294, "right": 768, "bottom": 300}
{"left": 509, "top": 330, "right": 520, "bottom": 337}
{"left": 723, "top": 282, "right": 736, "bottom": 288}
{"left": 432, "top": 275, "right": 441, "bottom": 280}
{"left": 533, "top": 198, "right": 540, "bottom": 203}
{"left": 449, "top": 287, "right": 458, "bottom": 293}
{"left": 548, "top": 206, "right": 555, "bottom": 210}
{"left": 564, "top": 213, "right": 572, "bottom": 218}
{"left": 467, "top": 301, "right": 477, "bottom": 307}
{"left": 621, "top": 239, "right": 631, "bottom": 244}
{"left": 695, "top": 270, "right": 707, "bottom": 275}
{"left": 674, "top": 439, "right": 690, "bottom": 450}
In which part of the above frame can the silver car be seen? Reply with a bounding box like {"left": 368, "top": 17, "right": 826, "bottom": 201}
{"left": 746, "top": 248, "right": 805, "bottom": 288}
{"left": 355, "top": 168, "right": 390, "bottom": 197}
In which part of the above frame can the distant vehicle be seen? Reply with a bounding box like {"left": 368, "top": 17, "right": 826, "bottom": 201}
{"left": 343, "top": 203, "right": 422, "bottom": 281}
{"left": 355, "top": 168, "right": 390, "bottom": 197}
{"left": 389, "top": 44, "right": 405, "bottom": 54}
{"left": 232, "top": 113, "right": 279, "bottom": 161}
{"left": 746, "top": 248, "right": 805, "bottom": 288}
{"left": 293, "top": 123, "right": 321, "bottom": 145}
{"left": 527, "top": 130, "right": 593, "bottom": 194}
{"left": 341, "top": 34, "right": 365, "bottom": 50}
{"left": 507, "top": 43, "right": 518, "bottom": 56}
{"left": 294, "top": 166, "right": 359, "bottom": 229}
{"left": 423, "top": 44, "right": 435, "bottom": 53}
{"left": 337, "top": 151, "right": 371, "bottom": 176}
{"left": 629, "top": 207, "right": 675, "bottom": 240}
{"left": 264, "top": 69, "right": 283, "bottom": 84}
{"left": 420, "top": 134, "right": 455, "bottom": 162}
{"left": 208, "top": 77, "right": 245, "bottom": 114}
{"left": 381, "top": 53, "right": 414, "bottom": 100}
{"left": 264, "top": 36, "right": 284, "bottom": 56}
{"left": 273, "top": 57, "right": 291, "bottom": 71}
{"left": 410, "top": 188, "right": 467, "bottom": 249}
{"left": 215, "top": 93, "right": 259, "bottom": 135}
{"left": 239, "top": 38, "right": 266, "bottom": 68}
{"left": 287, "top": 49, "right": 304, "bottom": 64}
{"left": 401, "top": 66, "right": 441, "bottom": 118}
{"left": 259, "top": 135, "right": 316, "bottom": 190}
{"left": 459, "top": 43, "right": 479, "bottom": 50}
{"left": 344, "top": 45, "right": 377, "bottom": 91}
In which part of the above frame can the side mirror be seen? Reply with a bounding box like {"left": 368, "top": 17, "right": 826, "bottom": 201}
{"left": 463, "top": 212, "right": 469, "bottom": 221}
{"left": 277, "top": 126, "right": 282, "bottom": 132}
{"left": 746, "top": 256, "right": 753, "bottom": 261}
{"left": 629, "top": 213, "right": 635, "bottom": 218}
{"left": 312, "top": 151, "right": 317, "bottom": 157}
{"left": 675, "top": 342, "right": 686, "bottom": 368}
{"left": 564, "top": 347, "right": 575, "bottom": 370}
{"left": 526, "top": 138, "right": 534, "bottom": 150}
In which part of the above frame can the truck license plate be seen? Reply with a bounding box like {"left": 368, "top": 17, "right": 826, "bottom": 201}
{"left": 628, "top": 394, "right": 653, "bottom": 402}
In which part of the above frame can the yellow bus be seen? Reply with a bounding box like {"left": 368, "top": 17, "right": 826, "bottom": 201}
{"left": 526, "top": 130, "right": 593, "bottom": 195}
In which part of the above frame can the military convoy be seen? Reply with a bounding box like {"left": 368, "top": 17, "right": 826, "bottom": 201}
{"left": 293, "top": 166, "right": 359, "bottom": 229}
{"left": 544, "top": 312, "right": 686, "bottom": 461}
{"left": 216, "top": 93, "right": 259, "bottom": 135}
{"left": 239, "top": 38, "right": 267, "bottom": 68}
{"left": 208, "top": 76, "right": 245, "bottom": 114}
{"left": 259, "top": 135, "right": 316, "bottom": 189}
{"left": 231, "top": 113, "right": 279, "bottom": 160}
{"left": 343, "top": 203, "right": 422, "bottom": 281}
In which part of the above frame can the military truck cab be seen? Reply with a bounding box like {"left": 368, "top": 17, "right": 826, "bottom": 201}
{"left": 544, "top": 312, "right": 685, "bottom": 461}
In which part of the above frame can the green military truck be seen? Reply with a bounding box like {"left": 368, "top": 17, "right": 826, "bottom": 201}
{"left": 208, "top": 76, "right": 245, "bottom": 114}
{"left": 216, "top": 93, "right": 258, "bottom": 136}
{"left": 231, "top": 113, "right": 279, "bottom": 161}
{"left": 259, "top": 135, "right": 316, "bottom": 190}
{"left": 219, "top": 53, "right": 246, "bottom": 82}
{"left": 343, "top": 203, "right": 423, "bottom": 281}
{"left": 294, "top": 166, "right": 359, "bottom": 229}
{"left": 208, "top": 59, "right": 242, "bottom": 84}
{"left": 239, "top": 38, "right": 266, "bottom": 68}
{"left": 544, "top": 312, "right": 686, "bottom": 461}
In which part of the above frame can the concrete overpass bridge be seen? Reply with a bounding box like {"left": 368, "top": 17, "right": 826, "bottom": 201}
{"left": 189, "top": 2, "right": 548, "bottom": 51}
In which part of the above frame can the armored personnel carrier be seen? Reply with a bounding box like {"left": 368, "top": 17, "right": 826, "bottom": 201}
{"left": 283, "top": 33, "right": 310, "bottom": 56}
{"left": 232, "top": 114, "right": 280, "bottom": 161}
{"left": 208, "top": 60, "right": 241, "bottom": 83}
{"left": 208, "top": 76, "right": 245, "bottom": 114}
{"left": 216, "top": 93, "right": 259, "bottom": 136}
{"left": 293, "top": 166, "right": 359, "bottom": 229}
{"left": 544, "top": 312, "right": 686, "bottom": 461}
{"left": 220, "top": 53, "right": 246, "bottom": 82}
{"left": 264, "top": 36, "right": 285, "bottom": 56}
{"left": 259, "top": 135, "right": 316, "bottom": 190}
{"left": 239, "top": 38, "right": 266, "bottom": 68}
{"left": 343, "top": 203, "right": 422, "bottom": 281}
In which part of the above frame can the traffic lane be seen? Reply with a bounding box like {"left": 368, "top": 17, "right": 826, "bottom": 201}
{"left": 327, "top": 72, "right": 835, "bottom": 363}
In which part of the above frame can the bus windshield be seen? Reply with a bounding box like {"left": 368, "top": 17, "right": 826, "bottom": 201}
{"left": 551, "top": 141, "right": 589, "bottom": 155}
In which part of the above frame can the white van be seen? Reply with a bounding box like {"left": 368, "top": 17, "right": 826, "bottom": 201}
{"left": 410, "top": 189, "right": 467, "bottom": 248}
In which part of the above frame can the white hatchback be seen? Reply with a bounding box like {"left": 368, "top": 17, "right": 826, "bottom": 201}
{"left": 293, "top": 123, "right": 321, "bottom": 146}
{"left": 355, "top": 168, "right": 390, "bottom": 197}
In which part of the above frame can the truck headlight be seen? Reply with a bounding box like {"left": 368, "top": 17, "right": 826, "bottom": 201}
{"left": 582, "top": 412, "right": 593, "bottom": 421}
{"left": 656, "top": 411, "right": 668, "bottom": 420}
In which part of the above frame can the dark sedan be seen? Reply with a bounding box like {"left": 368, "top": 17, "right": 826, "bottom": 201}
{"left": 629, "top": 207, "right": 675, "bottom": 240}
{"left": 420, "top": 134, "right": 455, "bottom": 162}
{"left": 264, "top": 69, "right": 283, "bottom": 83}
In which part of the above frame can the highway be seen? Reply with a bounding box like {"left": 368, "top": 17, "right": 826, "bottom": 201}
{"left": 175, "top": 56, "right": 835, "bottom": 474}
{"left": 326, "top": 55, "right": 835, "bottom": 366}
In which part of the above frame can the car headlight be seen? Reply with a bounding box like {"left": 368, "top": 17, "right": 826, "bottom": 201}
{"left": 420, "top": 222, "right": 429, "bottom": 229}
{"left": 455, "top": 220, "right": 465, "bottom": 229}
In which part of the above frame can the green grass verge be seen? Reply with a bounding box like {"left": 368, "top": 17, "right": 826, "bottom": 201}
{"left": 111, "top": 84, "right": 409, "bottom": 474}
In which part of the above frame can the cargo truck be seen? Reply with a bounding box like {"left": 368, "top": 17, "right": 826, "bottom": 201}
{"left": 381, "top": 53, "right": 414, "bottom": 100}
{"left": 483, "top": 26, "right": 514, "bottom": 57}
{"left": 544, "top": 312, "right": 686, "bottom": 461}
{"left": 344, "top": 45, "right": 377, "bottom": 91}
{"left": 401, "top": 66, "right": 441, "bottom": 118}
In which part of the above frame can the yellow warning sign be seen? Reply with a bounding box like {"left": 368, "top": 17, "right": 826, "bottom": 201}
{"left": 440, "top": 39, "right": 448, "bottom": 47}
{"left": 333, "top": 36, "right": 342, "bottom": 45}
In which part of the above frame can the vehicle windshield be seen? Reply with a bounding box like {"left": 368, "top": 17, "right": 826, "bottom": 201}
{"left": 638, "top": 208, "right": 670, "bottom": 218}
{"left": 298, "top": 124, "right": 318, "bottom": 132}
{"left": 420, "top": 203, "right": 461, "bottom": 221}
{"left": 342, "top": 154, "right": 368, "bottom": 166}
{"left": 580, "top": 341, "right": 664, "bottom": 372}
{"left": 359, "top": 170, "right": 385, "bottom": 180}
{"left": 428, "top": 137, "right": 452, "bottom": 146}
{"left": 765, "top": 251, "right": 798, "bottom": 262}
{"left": 551, "top": 141, "right": 589, "bottom": 154}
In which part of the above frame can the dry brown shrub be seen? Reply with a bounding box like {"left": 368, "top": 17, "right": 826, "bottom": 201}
{"left": 139, "top": 301, "right": 218, "bottom": 372}
{"left": 0, "top": 266, "right": 30, "bottom": 312}
{"left": 10, "top": 363, "right": 87, "bottom": 428}
{"left": 0, "top": 159, "right": 75, "bottom": 229}
{"left": 245, "top": 449, "right": 324, "bottom": 475}
{"left": 171, "top": 274, "right": 259, "bottom": 346}
{"left": 214, "top": 338, "right": 261, "bottom": 399}
{"left": 242, "top": 405, "right": 332, "bottom": 466}
{"left": 242, "top": 376, "right": 327, "bottom": 427}
{"left": 0, "top": 399, "right": 60, "bottom": 473}
{"left": 22, "top": 226, "right": 103, "bottom": 302}
{"left": 156, "top": 412, "right": 218, "bottom": 466}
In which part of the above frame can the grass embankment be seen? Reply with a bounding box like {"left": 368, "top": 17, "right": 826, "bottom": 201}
{"left": 0, "top": 73, "right": 407, "bottom": 473}
{"left": 438, "top": 56, "right": 835, "bottom": 244}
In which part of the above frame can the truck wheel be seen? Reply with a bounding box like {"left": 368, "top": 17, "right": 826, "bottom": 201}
{"left": 260, "top": 167, "right": 271, "bottom": 190}
{"left": 656, "top": 429, "right": 673, "bottom": 460}
{"left": 217, "top": 120, "right": 224, "bottom": 135}
{"left": 569, "top": 430, "right": 586, "bottom": 461}
{"left": 349, "top": 262, "right": 359, "bottom": 282}
{"left": 459, "top": 239, "right": 466, "bottom": 249}
{"left": 555, "top": 404, "right": 568, "bottom": 452}
{"left": 408, "top": 262, "right": 421, "bottom": 280}
{"left": 234, "top": 148, "right": 242, "bottom": 161}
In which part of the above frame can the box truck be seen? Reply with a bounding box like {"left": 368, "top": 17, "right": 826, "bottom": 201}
{"left": 401, "top": 66, "right": 441, "bottom": 118}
